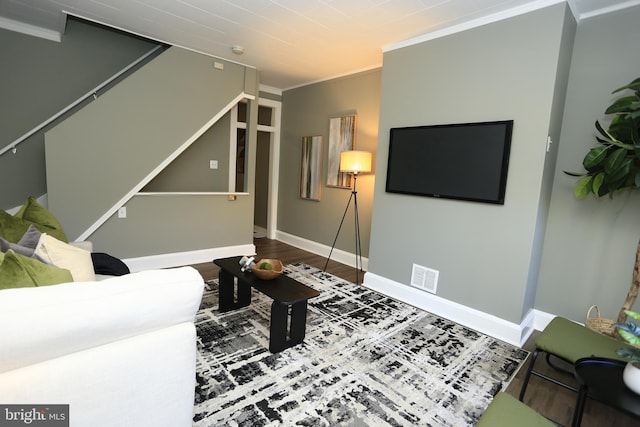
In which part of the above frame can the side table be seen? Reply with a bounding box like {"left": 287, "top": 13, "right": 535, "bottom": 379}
{"left": 572, "top": 356, "right": 640, "bottom": 427}
{"left": 213, "top": 256, "right": 320, "bottom": 353}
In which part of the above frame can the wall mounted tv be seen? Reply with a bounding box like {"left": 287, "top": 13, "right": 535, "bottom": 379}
{"left": 385, "top": 120, "right": 513, "bottom": 204}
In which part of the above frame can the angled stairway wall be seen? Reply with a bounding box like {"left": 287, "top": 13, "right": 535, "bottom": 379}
{"left": 0, "top": 18, "right": 161, "bottom": 209}
{"left": 45, "top": 46, "right": 259, "bottom": 260}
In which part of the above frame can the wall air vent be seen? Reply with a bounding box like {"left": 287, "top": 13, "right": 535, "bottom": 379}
{"left": 410, "top": 264, "right": 439, "bottom": 294}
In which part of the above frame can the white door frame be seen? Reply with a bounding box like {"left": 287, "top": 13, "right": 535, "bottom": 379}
{"left": 256, "top": 97, "right": 281, "bottom": 239}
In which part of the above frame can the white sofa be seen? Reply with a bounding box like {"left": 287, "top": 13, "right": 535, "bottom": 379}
{"left": 0, "top": 266, "right": 204, "bottom": 427}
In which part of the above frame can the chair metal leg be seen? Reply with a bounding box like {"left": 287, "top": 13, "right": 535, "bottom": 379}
{"left": 520, "top": 349, "right": 540, "bottom": 401}
{"left": 571, "top": 384, "right": 588, "bottom": 427}
{"left": 520, "top": 349, "right": 579, "bottom": 402}
{"left": 546, "top": 353, "right": 576, "bottom": 376}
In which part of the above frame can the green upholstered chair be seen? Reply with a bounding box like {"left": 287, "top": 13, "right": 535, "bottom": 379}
{"left": 477, "top": 392, "right": 556, "bottom": 427}
{"left": 519, "top": 316, "right": 631, "bottom": 401}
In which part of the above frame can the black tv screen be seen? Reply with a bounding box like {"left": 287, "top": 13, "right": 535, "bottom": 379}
{"left": 385, "top": 120, "right": 513, "bottom": 204}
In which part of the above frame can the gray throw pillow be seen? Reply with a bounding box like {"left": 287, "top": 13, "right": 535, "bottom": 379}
{"left": 18, "top": 225, "right": 42, "bottom": 249}
{"left": 0, "top": 237, "right": 46, "bottom": 262}
{"left": 0, "top": 225, "right": 46, "bottom": 262}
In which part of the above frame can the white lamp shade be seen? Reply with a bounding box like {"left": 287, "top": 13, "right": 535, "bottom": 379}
{"left": 340, "top": 151, "right": 372, "bottom": 173}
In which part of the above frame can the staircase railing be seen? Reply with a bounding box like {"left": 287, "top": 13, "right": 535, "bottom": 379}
{"left": 0, "top": 44, "right": 164, "bottom": 158}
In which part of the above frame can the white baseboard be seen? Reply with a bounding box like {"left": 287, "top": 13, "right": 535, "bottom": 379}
{"left": 275, "top": 230, "right": 369, "bottom": 271}
{"left": 274, "top": 231, "right": 562, "bottom": 347}
{"left": 123, "top": 244, "right": 256, "bottom": 272}
{"left": 363, "top": 271, "right": 556, "bottom": 347}
{"left": 127, "top": 231, "right": 556, "bottom": 347}
{"left": 532, "top": 309, "right": 556, "bottom": 331}
{"left": 253, "top": 225, "right": 267, "bottom": 238}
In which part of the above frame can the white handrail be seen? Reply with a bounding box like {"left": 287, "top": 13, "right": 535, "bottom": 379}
{"left": 0, "top": 44, "right": 164, "bottom": 158}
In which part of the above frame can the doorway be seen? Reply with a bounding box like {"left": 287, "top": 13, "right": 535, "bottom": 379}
{"left": 230, "top": 97, "right": 281, "bottom": 239}
{"left": 253, "top": 97, "right": 281, "bottom": 239}
{"left": 254, "top": 131, "right": 270, "bottom": 237}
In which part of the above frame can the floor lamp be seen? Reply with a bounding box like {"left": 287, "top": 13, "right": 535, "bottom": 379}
{"left": 324, "top": 150, "right": 372, "bottom": 285}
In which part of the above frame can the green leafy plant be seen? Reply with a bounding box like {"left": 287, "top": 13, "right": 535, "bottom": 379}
{"left": 614, "top": 310, "right": 640, "bottom": 360}
{"left": 565, "top": 77, "right": 640, "bottom": 198}
{"left": 566, "top": 78, "right": 640, "bottom": 326}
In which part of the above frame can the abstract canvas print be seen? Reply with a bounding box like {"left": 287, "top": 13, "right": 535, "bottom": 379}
{"left": 327, "top": 115, "right": 356, "bottom": 188}
{"left": 300, "top": 135, "right": 323, "bottom": 200}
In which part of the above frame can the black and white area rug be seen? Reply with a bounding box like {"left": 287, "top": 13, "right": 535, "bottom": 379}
{"left": 193, "top": 263, "right": 528, "bottom": 426}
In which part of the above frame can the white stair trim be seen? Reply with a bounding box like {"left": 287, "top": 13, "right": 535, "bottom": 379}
{"left": 78, "top": 92, "right": 254, "bottom": 241}
{"left": 124, "top": 244, "right": 256, "bottom": 273}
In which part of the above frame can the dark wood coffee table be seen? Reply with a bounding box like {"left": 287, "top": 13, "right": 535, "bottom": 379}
{"left": 213, "top": 256, "right": 320, "bottom": 353}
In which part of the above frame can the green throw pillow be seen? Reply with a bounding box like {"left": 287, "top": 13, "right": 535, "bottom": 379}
{"left": 0, "top": 250, "right": 74, "bottom": 290}
{"left": 14, "top": 197, "right": 68, "bottom": 242}
{"left": 0, "top": 210, "right": 33, "bottom": 243}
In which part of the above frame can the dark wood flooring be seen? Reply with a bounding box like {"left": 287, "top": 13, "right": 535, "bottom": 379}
{"left": 191, "top": 237, "right": 639, "bottom": 427}
{"left": 190, "top": 236, "right": 360, "bottom": 284}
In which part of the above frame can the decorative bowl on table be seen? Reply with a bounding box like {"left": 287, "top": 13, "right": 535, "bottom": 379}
{"left": 251, "top": 259, "right": 283, "bottom": 280}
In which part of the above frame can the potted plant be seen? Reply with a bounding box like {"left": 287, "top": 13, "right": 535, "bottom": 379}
{"left": 615, "top": 311, "right": 640, "bottom": 351}
{"left": 566, "top": 77, "right": 640, "bottom": 198}
{"left": 614, "top": 311, "right": 640, "bottom": 393}
{"left": 565, "top": 77, "right": 640, "bottom": 323}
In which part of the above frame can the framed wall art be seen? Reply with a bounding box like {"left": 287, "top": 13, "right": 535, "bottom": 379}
{"left": 327, "top": 115, "right": 357, "bottom": 188}
{"left": 300, "top": 135, "right": 323, "bottom": 201}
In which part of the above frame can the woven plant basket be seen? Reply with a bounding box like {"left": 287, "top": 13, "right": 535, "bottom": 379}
{"left": 585, "top": 305, "right": 616, "bottom": 337}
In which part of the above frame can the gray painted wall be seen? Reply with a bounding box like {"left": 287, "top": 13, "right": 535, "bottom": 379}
{"left": 0, "top": 19, "right": 158, "bottom": 208}
{"left": 368, "top": 4, "right": 573, "bottom": 323}
{"left": 45, "top": 47, "right": 251, "bottom": 241}
{"left": 521, "top": 6, "right": 576, "bottom": 319}
{"left": 258, "top": 91, "right": 282, "bottom": 103}
{"left": 280, "top": 69, "right": 381, "bottom": 256}
{"left": 536, "top": 5, "right": 640, "bottom": 321}
{"left": 84, "top": 70, "right": 259, "bottom": 259}
{"left": 89, "top": 193, "right": 254, "bottom": 258}
{"left": 142, "top": 112, "right": 232, "bottom": 193}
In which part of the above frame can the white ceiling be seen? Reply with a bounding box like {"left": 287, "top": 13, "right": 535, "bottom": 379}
{"left": 1, "top": 0, "right": 637, "bottom": 90}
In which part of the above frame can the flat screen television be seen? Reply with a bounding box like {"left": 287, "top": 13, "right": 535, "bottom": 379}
{"left": 385, "top": 120, "right": 513, "bottom": 204}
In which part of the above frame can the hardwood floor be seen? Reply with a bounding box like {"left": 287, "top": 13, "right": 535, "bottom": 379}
{"left": 190, "top": 236, "right": 361, "bottom": 284}
{"left": 505, "top": 334, "right": 638, "bottom": 427}
{"left": 191, "top": 237, "right": 639, "bottom": 427}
